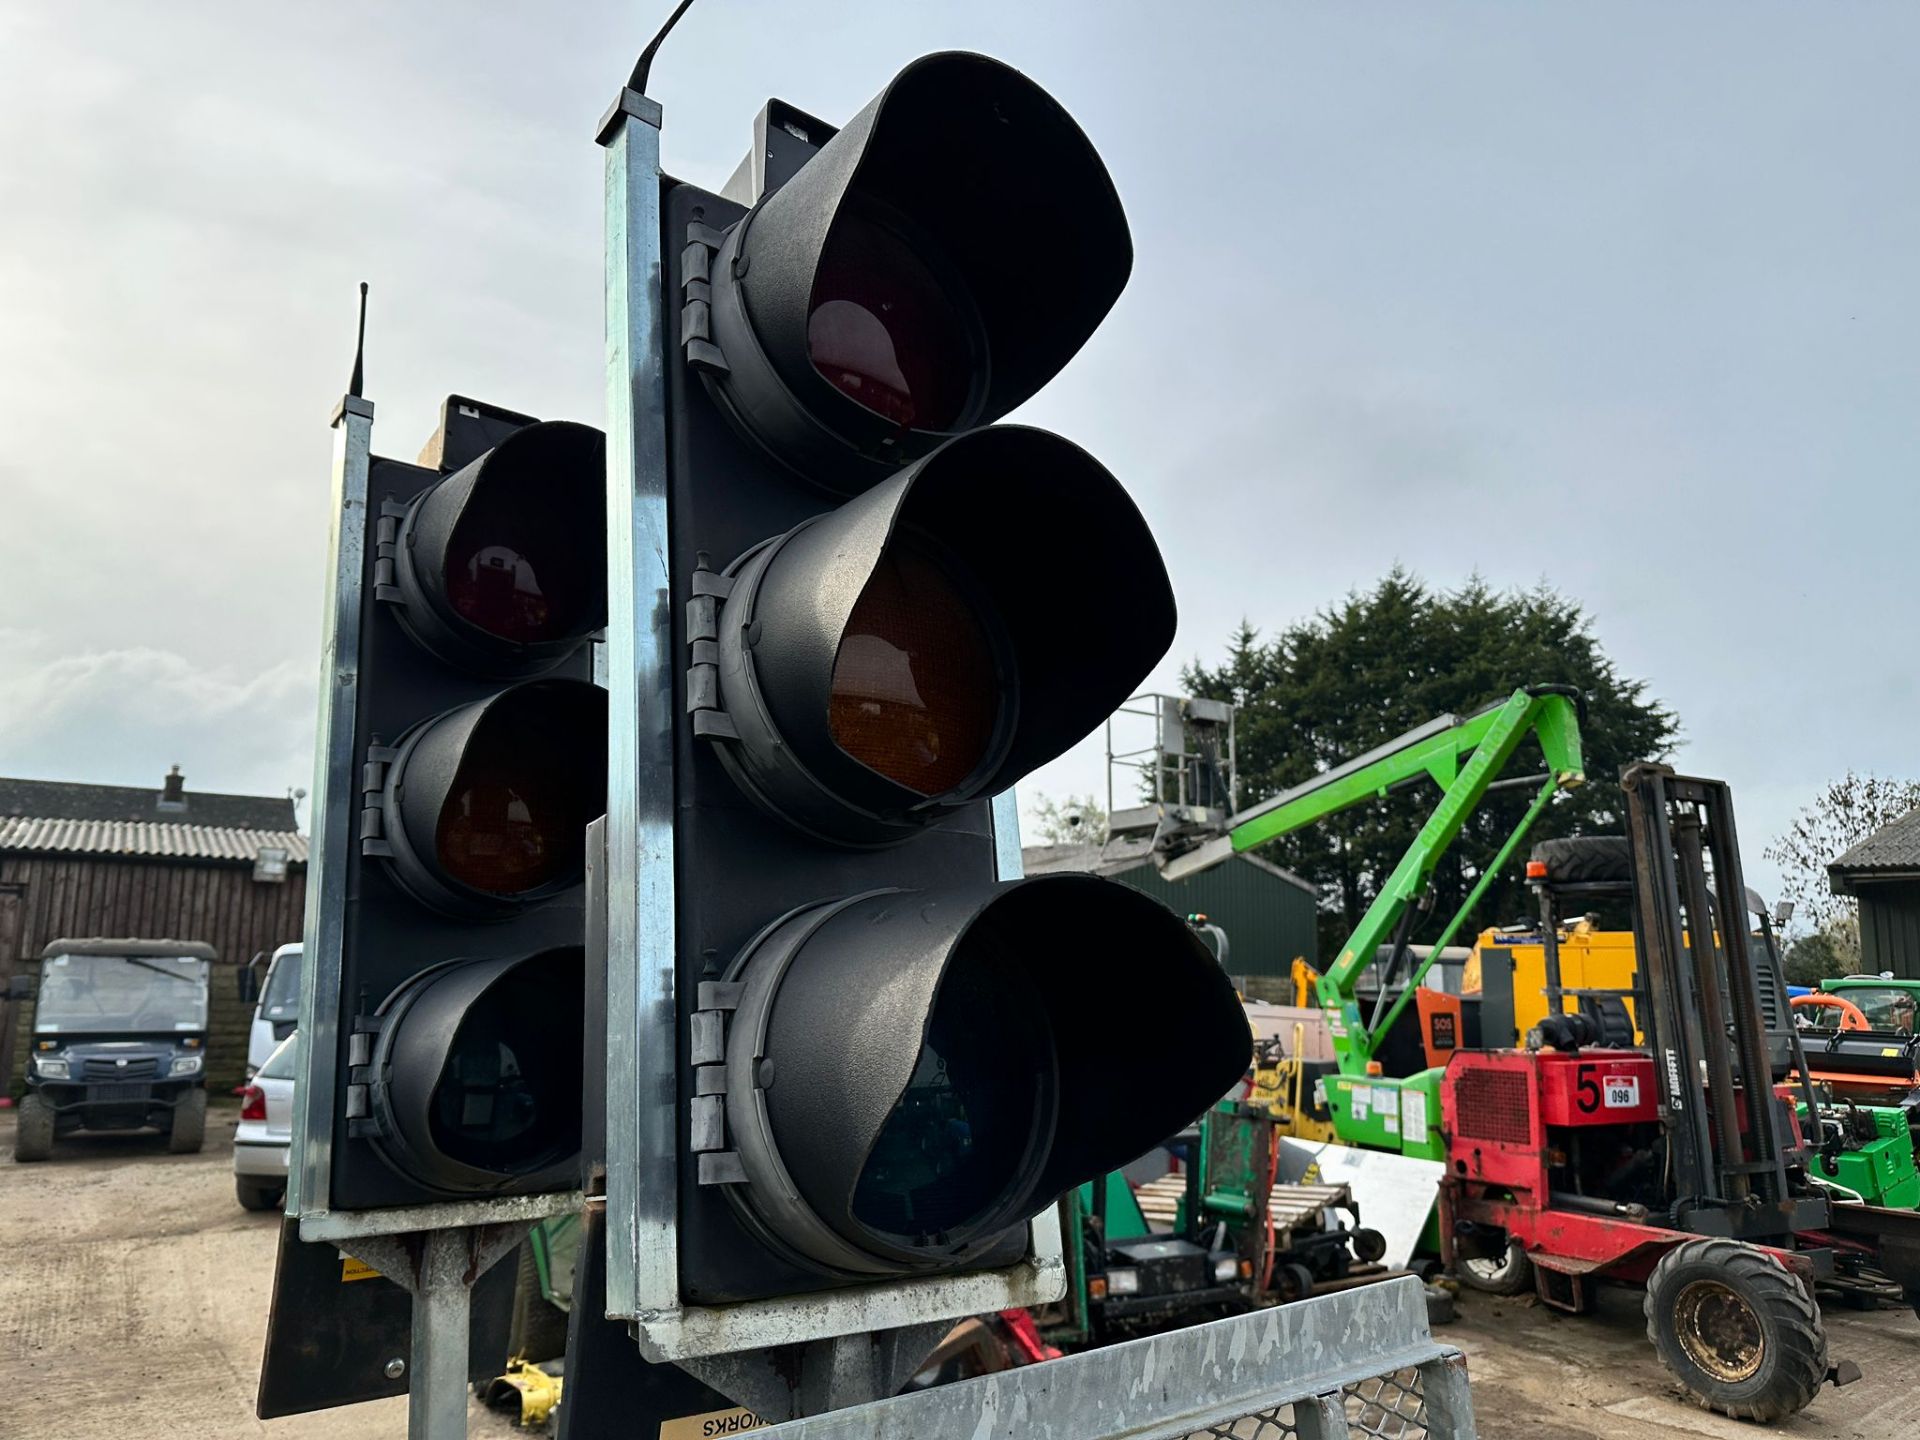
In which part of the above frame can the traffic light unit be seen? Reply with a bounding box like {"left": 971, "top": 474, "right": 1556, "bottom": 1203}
{"left": 600, "top": 51, "right": 1251, "bottom": 1348}
{"left": 291, "top": 396, "right": 608, "bottom": 1233}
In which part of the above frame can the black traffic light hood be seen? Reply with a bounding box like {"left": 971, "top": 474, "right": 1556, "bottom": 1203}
{"left": 699, "top": 51, "right": 1132, "bottom": 491}
{"left": 706, "top": 426, "right": 1176, "bottom": 847}
{"left": 372, "top": 679, "right": 608, "bottom": 920}
{"left": 718, "top": 874, "right": 1250, "bottom": 1277}
{"left": 362, "top": 949, "right": 585, "bottom": 1196}
{"left": 389, "top": 419, "right": 607, "bottom": 679}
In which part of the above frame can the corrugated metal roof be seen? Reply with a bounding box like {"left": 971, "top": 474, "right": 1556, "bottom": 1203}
{"left": 1830, "top": 805, "right": 1920, "bottom": 881}
{"left": 1021, "top": 840, "right": 1318, "bottom": 894}
{"left": 0, "top": 816, "right": 308, "bottom": 864}
{"left": 0, "top": 775, "right": 297, "bottom": 830}
{"left": 1018, "top": 840, "right": 1321, "bottom": 973}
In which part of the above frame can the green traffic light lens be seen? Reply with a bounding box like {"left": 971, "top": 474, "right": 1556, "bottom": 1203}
{"left": 427, "top": 961, "right": 582, "bottom": 1176}
{"left": 851, "top": 923, "right": 1055, "bottom": 1242}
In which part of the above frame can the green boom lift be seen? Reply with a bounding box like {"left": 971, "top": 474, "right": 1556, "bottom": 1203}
{"left": 1110, "top": 684, "right": 1587, "bottom": 1158}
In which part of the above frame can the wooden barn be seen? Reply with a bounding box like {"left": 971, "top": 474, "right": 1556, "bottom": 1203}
{"left": 2, "top": 767, "right": 307, "bottom": 1094}
{"left": 1829, "top": 804, "right": 1920, "bottom": 979}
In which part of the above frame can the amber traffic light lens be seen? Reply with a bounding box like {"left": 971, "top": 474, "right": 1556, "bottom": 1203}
{"left": 808, "top": 206, "right": 976, "bottom": 433}
{"left": 828, "top": 543, "right": 1001, "bottom": 796}
{"left": 434, "top": 694, "right": 600, "bottom": 896}
{"left": 444, "top": 487, "right": 598, "bottom": 647}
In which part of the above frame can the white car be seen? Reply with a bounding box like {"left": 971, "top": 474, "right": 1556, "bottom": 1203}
{"left": 247, "top": 942, "right": 301, "bottom": 1077}
{"left": 234, "top": 1033, "right": 295, "bottom": 1210}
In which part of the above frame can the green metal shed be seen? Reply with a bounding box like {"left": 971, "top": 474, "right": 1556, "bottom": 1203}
{"left": 1829, "top": 805, "right": 1920, "bottom": 979}
{"left": 1022, "top": 841, "right": 1318, "bottom": 976}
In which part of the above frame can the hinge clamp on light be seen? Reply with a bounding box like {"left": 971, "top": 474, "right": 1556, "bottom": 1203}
{"left": 684, "top": 554, "right": 738, "bottom": 741}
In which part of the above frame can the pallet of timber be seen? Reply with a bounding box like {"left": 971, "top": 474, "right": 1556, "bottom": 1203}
{"left": 1133, "top": 1176, "right": 1353, "bottom": 1248}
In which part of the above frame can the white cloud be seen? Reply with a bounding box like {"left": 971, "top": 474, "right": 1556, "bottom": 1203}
{"left": 0, "top": 630, "right": 315, "bottom": 808}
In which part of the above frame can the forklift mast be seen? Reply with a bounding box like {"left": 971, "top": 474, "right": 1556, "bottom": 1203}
{"left": 1621, "top": 764, "right": 1826, "bottom": 1237}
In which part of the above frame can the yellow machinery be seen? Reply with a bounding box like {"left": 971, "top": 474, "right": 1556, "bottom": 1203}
{"left": 1463, "top": 919, "right": 1641, "bottom": 1044}
{"left": 485, "top": 1358, "right": 562, "bottom": 1429}
{"left": 1243, "top": 963, "right": 1339, "bottom": 1142}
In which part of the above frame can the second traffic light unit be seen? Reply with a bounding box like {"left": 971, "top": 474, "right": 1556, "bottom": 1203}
{"left": 655, "top": 53, "right": 1249, "bottom": 1307}
{"left": 318, "top": 400, "right": 607, "bottom": 1216}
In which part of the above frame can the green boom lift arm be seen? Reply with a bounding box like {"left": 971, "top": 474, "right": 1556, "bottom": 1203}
{"left": 1158, "top": 685, "right": 1585, "bottom": 1079}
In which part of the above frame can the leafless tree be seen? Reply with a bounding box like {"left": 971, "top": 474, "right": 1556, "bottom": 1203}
{"left": 1764, "top": 772, "right": 1920, "bottom": 936}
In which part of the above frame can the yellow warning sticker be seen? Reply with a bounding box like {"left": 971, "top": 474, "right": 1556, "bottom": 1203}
{"left": 341, "top": 1256, "right": 381, "bottom": 1283}
{"left": 659, "top": 1405, "right": 768, "bottom": 1438}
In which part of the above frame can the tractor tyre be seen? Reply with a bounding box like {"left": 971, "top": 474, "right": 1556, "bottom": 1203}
{"left": 508, "top": 1240, "right": 570, "bottom": 1364}
{"left": 1455, "top": 1238, "right": 1534, "bottom": 1296}
{"left": 1530, "top": 836, "right": 1633, "bottom": 886}
{"left": 14, "top": 1093, "right": 55, "bottom": 1162}
{"left": 1644, "top": 1238, "right": 1826, "bottom": 1422}
{"left": 1351, "top": 1227, "right": 1388, "bottom": 1265}
{"left": 168, "top": 1089, "right": 208, "bottom": 1154}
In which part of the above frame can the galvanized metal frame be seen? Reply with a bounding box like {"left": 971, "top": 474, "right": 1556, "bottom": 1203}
{"left": 288, "top": 393, "right": 581, "bottom": 1242}
{"left": 287, "top": 394, "right": 372, "bottom": 1228}
{"left": 599, "top": 81, "right": 682, "bottom": 1325}
{"left": 747, "top": 1277, "right": 1477, "bottom": 1439}
{"left": 598, "top": 87, "right": 1065, "bottom": 1348}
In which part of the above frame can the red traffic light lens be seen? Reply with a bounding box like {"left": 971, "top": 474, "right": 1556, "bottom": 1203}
{"left": 444, "top": 499, "right": 598, "bottom": 648}
{"left": 434, "top": 701, "right": 599, "bottom": 897}
{"left": 808, "top": 205, "right": 977, "bottom": 433}
{"left": 828, "top": 542, "right": 1001, "bottom": 797}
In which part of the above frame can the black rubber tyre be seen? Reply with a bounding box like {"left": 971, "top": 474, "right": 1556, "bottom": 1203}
{"left": 14, "top": 1093, "right": 55, "bottom": 1162}
{"left": 508, "top": 1240, "right": 570, "bottom": 1364}
{"left": 1455, "top": 1238, "right": 1534, "bottom": 1296}
{"left": 1531, "top": 835, "right": 1633, "bottom": 885}
{"left": 1351, "top": 1227, "right": 1388, "bottom": 1265}
{"left": 1644, "top": 1238, "right": 1827, "bottom": 1422}
{"left": 1274, "top": 1262, "right": 1318, "bottom": 1304}
{"left": 235, "top": 1177, "right": 282, "bottom": 1211}
{"left": 168, "top": 1089, "right": 207, "bottom": 1154}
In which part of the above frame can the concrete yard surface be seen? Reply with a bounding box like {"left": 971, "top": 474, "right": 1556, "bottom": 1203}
{"left": 4, "top": 1105, "right": 1919, "bottom": 1439}
{"left": 1448, "top": 1283, "right": 1920, "bottom": 1440}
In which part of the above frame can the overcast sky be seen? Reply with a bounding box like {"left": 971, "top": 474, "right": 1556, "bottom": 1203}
{"left": 2, "top": 3, "right": 1914, "bottom": 899}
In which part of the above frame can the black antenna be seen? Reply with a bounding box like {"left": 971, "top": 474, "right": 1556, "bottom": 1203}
{"left": 629, "top": 0, "right": 699, "bottom": 95}
{"left": 347, "top": 281, "right": 369, "bottom": 398}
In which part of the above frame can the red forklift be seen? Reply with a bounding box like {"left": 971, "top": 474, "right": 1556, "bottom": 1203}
{"left": 1440, "top": 764, "right": 1920, "bottom": 1422}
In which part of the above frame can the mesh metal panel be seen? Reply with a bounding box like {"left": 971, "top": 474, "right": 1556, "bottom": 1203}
{"left": 1178, "top": 1367, "right": 1430, "bottom": 1440}
{"left": 1451, "top": 1068, "right": 1531, "bottom": 1145}
{"left": 1179, "top": 1402, "right": 1299, "bottom": 1440}
{"left": 1346, "top": 1368, "right": 1428, "bottom": 1439}
{"left": 747, "top": 1280, "right": 1476, "bottom": 1440}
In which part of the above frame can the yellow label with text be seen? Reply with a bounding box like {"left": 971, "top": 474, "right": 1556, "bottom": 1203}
{"left": 340, "top": 1256, "right": 381, "bottom": 1283}
{"left": 659, "top": 1406, "right": 767, "bottom": 1438}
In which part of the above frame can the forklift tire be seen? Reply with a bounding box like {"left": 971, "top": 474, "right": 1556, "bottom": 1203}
{"left": 1644, "top": 1238, "right": 1826, "bottom": 1422}
{"left": 1454, "top": 1239, "right": 1533, "bottom": 1296}
{"left": 1530, "top": 836, "right": 1633, "bottom": 886}
{"left": 14, "top": 1093, "right": 55, "bottom": 1162}
{"left": 1351, "top": 1228, "right": 1388, "bottom": 1265}
{"left": 168, "top": 1089, "right": 208, "bottom": 1154}
{"left": 235, "top": 1177, "right": 282, "bottom": 1211}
